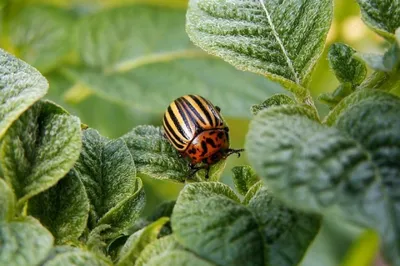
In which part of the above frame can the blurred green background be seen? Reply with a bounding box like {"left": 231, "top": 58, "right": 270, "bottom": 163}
{"left": 0, "top": 1, "right": 385, "bottom": 264}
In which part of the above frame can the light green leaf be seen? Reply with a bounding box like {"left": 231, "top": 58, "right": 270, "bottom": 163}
{"left": 186, "top": 0, "right": 333, "bottom": 96}
{"left": 0, "top": 178, "right": 15, "bottom": 222}
{"left": 231, "top": 165, "right": 259, "bottom": 196}
{"left": 356, "top": 0, "right": 400, "bottom": 40}
{"left": 328, "top": 43, "right": 367, "bottom": 85}
{"left": 0, "top": 100, "right": 82, "bottom": 209}
{"left": 0, "top": 48, "right": 48, "bottom": 139}
{"left": 41, "top": 246, "right": 111, "bottom": 266}
{"left": 172, "top": 182, "right": 263, "bottom": 266}
{"left": 62, "top": 57, "right": 282, "bottom": 119}
{"left": 340, "top": 230, "right": 380, "bottom": 266}
{"left": 8, "top": 5, "right": 74, "bottom": 73}
{"left": 27, "top": 169, "right": 89, "bottom": 245}
{"left": 121, "top": 125, "right": 225, "bottom": 182}
{"left": 117, "top": 217, "right": 169, "bottom": 266}
{"left": 0, "top": 217, "right": 54, "bottom": 266}
{"left": 324, "top": 89, "right": 400, "bottom": 126}
{"left": 251, "top": 94, "right": 295, "bottom": 115}
{"left": 76, "top": 5, "right": 193, "bottom": 70}
{"left": 335, "top": 94, "right": 400, "bottom": 265}
{"left": 74, "top": 129, "right": 145, "bottom": 239}
{"left": 245, "top": 182, "right": 321, "bottom": 266}
{"left": 135, "top": 235, "right": 183, "bottom": 266}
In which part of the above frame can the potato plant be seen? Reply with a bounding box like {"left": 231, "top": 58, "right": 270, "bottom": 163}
{"left": 0, "top": 0, "right": 399, "bottom": 266}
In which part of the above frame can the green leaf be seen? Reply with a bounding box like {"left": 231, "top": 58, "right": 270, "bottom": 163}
{"left": 27, "top": 169, "right": 89, "bottom": 245}
{"left": 328, "top": 43, "right": 367, "bottom": 85}
{"left": 324, "top": 89, "right": 400, "bottom": 126}
{"left": 74, "top": 129, "right": 145, "bottom": 239}
{"left": 0, "top": 178, "right": 15, "bottom": 222}
{"left": 41, "top": 246, "right": 111, "bottom": 266}
{"left": 0, "top": 100, "right": 82, "bottom": 209}
{"left": 8, "top": 5, "right": 74, "bottom": 73}
{"left": 121, "top": 126, "right": 188, "bottom": 182}
{"left": 186, "top": 0, "right": 333, "bottom": 96}
{"left": 335, "top": 94, "right": 400, "bottom": 265}
{"left": 145, "top": 250, "right": 215, "bottom": 266}
{"left": 0, "top": 48, "right": 48, "bottom": 139}
{"left": 244, "top": 182, "right": 321, "bottom": 266}
{"left": 251, "top": 94, "right": 295, "bottom": 115}
{"left": 76, "top": 5, "right": 193, "bottom": 70}
{"left": 0, "top": 217, "right": 54, "bottom": 266}
{"left": 172, "top": 182, "right": 263, "bottom": 266}
{"left": 246, "top": 107, "right": 377, "bottom": 214}
{"left": 231, "top": 165, "right": 259, "bottom": 195}
{"left": 357, "top": 44, "right": 400, "bottom": 73}
{"left": 135, "top": 235, "right": 183, "bottom": 266}
{"left": 341, "top": 230, "right": 380, "bottom": 266}
{"left": 246, "top": 102, "right": 400, "bottom": 264}
{"left": 62, "top": 57, "right": 282, "bottom": 119}
{"left": 356, "top": 0, "right": 400, "bottom": 40}
{"left": 117, "top": 217, "right": 169, "bottom": 266}
{"left": 172, "top": 182, "right": 321, "bottom": 266}
{"left": 121, "top": 125, "right": 225, "bottom": 182}
{"left": 64, "top": 4, "right": 284, "bottom": 118}
{"left": 318, "top": 84, "right": 353, "bottom": 108}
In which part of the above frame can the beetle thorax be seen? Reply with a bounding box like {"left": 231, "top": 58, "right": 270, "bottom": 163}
{"left": 184, "top": 129, "right": 229, "bottom": 164}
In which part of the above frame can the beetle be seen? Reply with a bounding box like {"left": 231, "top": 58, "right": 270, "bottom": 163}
{"left": 163, "top": 94, "right": 244, "bottom": 179}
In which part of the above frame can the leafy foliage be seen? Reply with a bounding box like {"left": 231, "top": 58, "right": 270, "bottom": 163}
{"left": 0, "top": 0, "right": 400, "bottom": 265}
{"left": 171, "top": 182, "right": 320, "bottom": 266}
{"left": 0, "top": 48, "right": 48, "bottom": 139}
{"left": 74, "top": 129, "right": 145, "bottom": 240}
{"left": 0, "top": 100, "right": 82, "bottom": 209}
{"left": 186, "top": 0, "right": 333, "bottom": 99}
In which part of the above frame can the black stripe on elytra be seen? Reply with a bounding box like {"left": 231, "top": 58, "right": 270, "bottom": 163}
{"left": 168, "top": 106, "right": 189, "bottom": 140}
{"left": 163, "top": 116, "right": 185, "bottom": 149}
{"left": 176, "top": 99, "right": 194, "bottom": 133}
{"left": 206, "top": 138, "right": 217, "bottom": 148}
{"left": 181, "top": 97, "right": 206, "bottom": 125}
{"left": 201, "top": 140, "right": 208, "bottom": 156}
{"left": 190, "top": 95, "right": 215, "bottom": 127}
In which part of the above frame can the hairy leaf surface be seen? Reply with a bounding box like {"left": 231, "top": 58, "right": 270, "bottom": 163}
{"left": 172, "top": 182, "right": 320, "bottom": 266}
{"left": 0, "top": 100, "right": 81, "bottom": 208}
{"left": 117, "top": 217, "right": 169, "bottom": 266}
{"left": 0, "top": 217, "right": 53, "bottom": 266}
{"left": 28, "top": 169, "right": 89, "bottom": 244}
{"left": 357, "top": 0, "right": 400, "bottom": 40}
{"left": 328, "top": 43, "right": 367, "bottom": 85}
{"left": 74, "top": 129, "right": 144, "bottom": 239}
{"left": 121, "top": 125, "right": 225, "bottom": 182}
{"left": 0, "top": 48, "right": 48, "bottom": 139}
{"left": 246, "top": 101, "right": 400, "bottom": 264}
{"left": 186, "top": 0, "right": 333, "bottom": 94}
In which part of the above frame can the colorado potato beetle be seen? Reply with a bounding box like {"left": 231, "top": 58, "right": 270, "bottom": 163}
{"left": 163, "top": 94, "right": 244, "bottom": 179}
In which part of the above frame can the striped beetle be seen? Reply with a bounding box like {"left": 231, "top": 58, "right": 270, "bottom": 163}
{"left": 163, "top": 95, "right": 244, "bottom": 179}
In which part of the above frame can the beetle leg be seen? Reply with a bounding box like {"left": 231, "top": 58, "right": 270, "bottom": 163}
{"left": 227, "top": 148, "right": 245, "bottom": 158}
{"left": 215, "top": 106, "right": 221, "bottom": 112}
